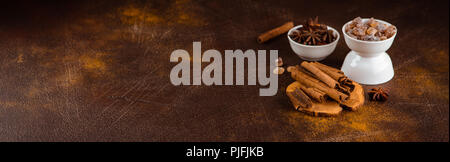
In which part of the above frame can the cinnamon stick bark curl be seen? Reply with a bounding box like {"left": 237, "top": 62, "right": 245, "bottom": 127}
{"left": 257, "top": 21, "right": 294, "bottom": 43}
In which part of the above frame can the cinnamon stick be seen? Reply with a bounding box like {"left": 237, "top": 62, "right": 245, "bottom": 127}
{"left": 292, "top": 65, "right": 329, "bottom": 88}
{"left": 286, "top": 88, "right": 312, "bottom": 109}
{"left": 301, "top": 62, "right": 339, "bottom": 88}
{"left": 310, "top": 62, "right": 355, "bottom": 92}
{"left": 297, "top": 82, "right": 327, "bottom": 103}
{"left": 257, "top": 21, "right": 294, "bottom": 43}
{"left": 310, "top": 62, "right": 345, "bottom": 81}
{"left": 290, "top": 66, "right": 349, "bottom": 102}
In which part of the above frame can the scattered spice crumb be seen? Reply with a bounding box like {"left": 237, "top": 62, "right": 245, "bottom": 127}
{"left": 275, "top": 57, "right": 283, "bottom": 67}
{"left": 17, "top": 53, "right": 24, "bottom": 63}
{"left": 273, "top": 67, "right": 285, "bottom": 75}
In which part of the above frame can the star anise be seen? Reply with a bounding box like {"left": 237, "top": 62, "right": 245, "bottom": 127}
{"left": 289, "top": 16, "right": 336, "bottom": 46}
{"left": 303, "top": 28, "right": 322, "bottom": 45}
{"left": 368, "top": 87, "right": 389, "bottom": 101}
{"left": 304, "top": 16, "right": 327, "bottom": 31}
{"left": 289, "top": 30, "right": 302, "bottom": 42}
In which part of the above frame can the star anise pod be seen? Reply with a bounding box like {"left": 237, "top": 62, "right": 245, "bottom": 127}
{"left": 289, "top": 17, "right": 336, "bottom": 46}
{"left": 304, "top": 16, "right": 327, "bottom": 31}
{"left": 303, "top": 28, "right": 322, "bottom": 45}
{"left": 289, "top": 30, "right": 302, "bottom": 42}
{"left": 368, "top": 87, "right": 389, "bottom": 101}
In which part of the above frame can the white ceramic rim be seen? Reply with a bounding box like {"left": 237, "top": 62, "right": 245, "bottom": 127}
{"left": 342, "top": 18, "right": 397, "bottom": 44}
{"left": 287, "top": 25, "right": 340, "bottom": 48}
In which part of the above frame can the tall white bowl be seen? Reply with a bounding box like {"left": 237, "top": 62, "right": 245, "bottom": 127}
{"left": 287, "top": 25, "right": 340, "bottom": 61}
{"left": 341, "top": 18, "right": 397, "bottom": 85}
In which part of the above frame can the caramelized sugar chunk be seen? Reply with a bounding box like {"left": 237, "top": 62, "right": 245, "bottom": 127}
{"left": 366, "top": 27, "right": 378, "bottom": 36}
{"left": 346, "top": 17, "right": 396, "bottom": 41}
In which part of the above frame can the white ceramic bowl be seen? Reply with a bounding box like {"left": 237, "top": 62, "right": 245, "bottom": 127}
{"left": 287, "top": 25, "right": 340, "bottom": 61}
{"left": 341, "top": 18, "right": 397, "bottom": 85}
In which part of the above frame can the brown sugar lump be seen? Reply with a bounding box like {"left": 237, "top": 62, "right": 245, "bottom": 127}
{"left": 345, "top": 17, "right": 397, "bottom": 41}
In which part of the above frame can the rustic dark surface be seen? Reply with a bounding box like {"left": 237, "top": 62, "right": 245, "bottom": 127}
{"left": 0, "top": 0, "right": 448, "bottom": 142}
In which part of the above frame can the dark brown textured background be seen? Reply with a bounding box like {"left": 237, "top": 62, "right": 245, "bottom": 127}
{"left": 0, "top": 0, "right": 448, "bottom": 142}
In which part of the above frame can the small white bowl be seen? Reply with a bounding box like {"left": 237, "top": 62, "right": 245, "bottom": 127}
{"left": 287, "top": 25, "right": 340, "bottom": 61}
{"left": 341, "top": 18, "right": 397, "bottom": 85}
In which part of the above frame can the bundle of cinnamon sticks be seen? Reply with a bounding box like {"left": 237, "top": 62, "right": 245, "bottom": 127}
{"left": 286, "top": 62, "right": 364, "bottom": 116}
